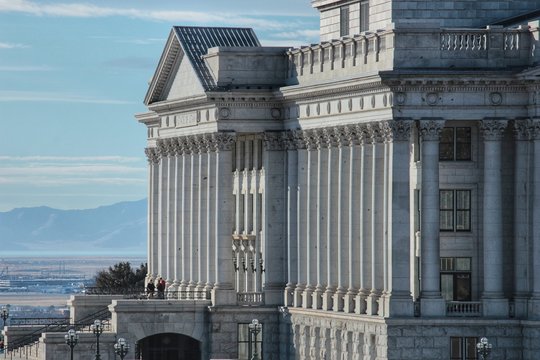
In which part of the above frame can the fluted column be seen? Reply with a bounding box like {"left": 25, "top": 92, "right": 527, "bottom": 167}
{"left": 157, "top": 141, "right": 169, "bottom": 281}
{"left": 165, "top": 140, "right": 175, "bottom": 287}
{"left": 197, "top": 136, "right": 208, "bottom": 292}
{"left": 302, "top": 131, "right": 317, "bottom": 309}
{"left": 419, "top": 119, "right": 446, "bottom": 316}
{"left": 285, "top": 132, "right": 298, "bottom": 306}
{"left": 513, "top": 120, "right": 530, "bottom": 318}
{"left": 144, "top": 147, "right": 160, "bottom": 282}
{"left": 180, "top": 143, "right": 190, "bottom": 292}
{"left": 170, "top": 140, "right": 181, "bottom": 292}
{"left": 381, "top": 120, "right": 414, "bottom": 317}
{"left": 312, "top": 129, "right": 325, "bottom": 310}
{"left": 480, "top": 119, "right": 509, "bottom": 317}
{"left": 294, "top": 131, "right": 307, "bottom": 307}
{"left": 322, "top": 128, "right": 336, "bottom": 311}
{"left": 211, "top": 132, "right": 236, "bottom": 305}
{"left": 187, "top": 138, "right": 197, "bottom": 293}
{"left": 205, "top": 145, "right": 216, "bottom": 292}
{"left": 529, "top": 119, "right": 540, "bottom": 318}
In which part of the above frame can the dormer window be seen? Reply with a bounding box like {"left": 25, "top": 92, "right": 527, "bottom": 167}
{"left": 340, "top": 5, "right": 350, "bottom": 37}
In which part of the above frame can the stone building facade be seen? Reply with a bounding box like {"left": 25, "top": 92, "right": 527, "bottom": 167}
{"left": 133, "top": 1, "right": 540, "bottom": 359}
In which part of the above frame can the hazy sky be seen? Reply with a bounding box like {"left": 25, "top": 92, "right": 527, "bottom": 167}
{"left": 0, "top": 0, "right": 320, "bottom": 211}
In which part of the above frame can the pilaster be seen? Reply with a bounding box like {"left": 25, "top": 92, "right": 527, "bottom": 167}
{"left": 285, "top": 132, "right": 298, "bottom": 307}
{"left": 529, "top": 118, "right": 540, "bottom": 319}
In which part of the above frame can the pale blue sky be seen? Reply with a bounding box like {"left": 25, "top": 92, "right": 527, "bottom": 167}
{"left": 0, "top": 0, "right": 319, "bottom": 211}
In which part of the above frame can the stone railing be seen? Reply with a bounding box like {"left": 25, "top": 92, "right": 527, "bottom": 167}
{"left": 446, "top": 301, "right": 482, "bottom": 317}
{"left": 285, "top": 25, "right": 537, "bottom": 86}
{"left": 237, "top": 292, "right": 265, "bottom": 306}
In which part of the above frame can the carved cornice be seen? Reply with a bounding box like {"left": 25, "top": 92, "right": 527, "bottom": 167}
{"left": 419, "top": 119, "right": 446, "bottom": 141}
{"left": 480, "top": 119, "right": 508, "bottom": 141}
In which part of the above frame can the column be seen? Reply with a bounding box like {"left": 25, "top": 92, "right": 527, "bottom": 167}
{"left": 323, "top": 128, "right": 337, "bottom": 311}
{"left": 180, "top": 143, "right": 190, "bottom": 293}
{"left": 166, "top": 140, "right": 175, "bottom": 288}
{"left": 294, "top": 131, "right": 307, "bottom": 307}
{"left": 212, "top": 132, "right": 236, "bottom": 305}
{"left": 285, "top": 132, "right": 298, "bottom": 306}
{"left": 302, "top": 131, "right": 316, "bottom": 309}
{"left": 419, "top": 119, "right": 446, "bottom": 316}
{"left": 343, "top": 126, "right": 358, "bottom": 313}
{"left": 170, "top": 139, "right": 181, "bottom": 292}
{"left": 381, "top": 120, "right": 414, "bottom": 317}
{"left": 157, "top": 140, "right": 168, "bottom": 280}
{"left": 188, "top": 138, "right": 197, "bottom": 293}
{"left": 197, "top": 137, "right": 208, "bottom": 292}
{"left": 144, "top": 147, "right": 160, "bottom": 282}
{"left": 333, "top": 127, "right": 347, "bottom": 312}
{"left": 480, "top": 119, "right": 509, "bottom": 317}
{"left": 513, "top": 120, "right": 530, "bottom": 318}
{"left": 205, "top": 145, "right": 216, "bottom": 292}
{"left": 313, "top": 130, "right": 325, "bottom": 310}
{"left": 528, "top": 118, "right": 540, "bottom": 318}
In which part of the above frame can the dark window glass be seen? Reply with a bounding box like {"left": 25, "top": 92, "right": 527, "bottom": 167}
{"left": 455, "top": 190, "right": 471, "bottom": 231}
{"left": 238, "top": 323, "right": 263, "bottom": 360}
{"left": 456, "top": 127, "right": 472, "bottom": 160}
{"left": 360, "top": 0, "right": 370, "bottom": 32}
{"left": 440, "top": 190, "right": 454, "bottom": 231}
{"left": 450, "top": 337, "right": 478, "bottom": 360}
{"left": 440, "top": 190, "right": 471, "bottom": 231}
{"left": 340, "top": 6, "right": 350, "bottom": 37}
{"left": 439, "top": 127, "right": 472, "bottom": 161}
{"left": 439, "top": 127, "right": 455, "bottom": 160}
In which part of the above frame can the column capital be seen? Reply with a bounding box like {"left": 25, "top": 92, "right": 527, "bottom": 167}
{"left": 322, "top": 127, "right": 340, "bottom": 148}
{"left": 529, "top": 118, "right": 540, "bottom": 140}
{"left": 381, "top": 120, "right": 413, "bottom": 142}
{"left": 144, "top": 147, "right": 160, "bottom": 164}
{"left": 156, "top": 138, "right": 172, "bottom": 158}
{"left": 263, "top": 131, "right": 285, "bottom": 151}
{"left": 480, "top": 119, "right": 508, "bottom": 141}
{"left": 354, "top": 124, "right": 370, "bottom": 145}
{"left": 418, "top": 119, "right": 445, "bottom": 141}
{"left": 513, "top": 120, "right": 531, "bottom": 141}
{"left": 211, "top": 132, "right": 236, "bottom": 151}
{"left": 367, "top": 122, "right": 384, "bottom": 143}
{"left": 291, "top": 130, "right": 306, "bottom": 150}
{"left": 284, "top": 131, "right": 298, "bottom": 151}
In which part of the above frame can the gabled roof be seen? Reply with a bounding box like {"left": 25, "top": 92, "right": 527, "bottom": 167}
{"left": 144, "top": 26, "right": 260, "bottom": 105}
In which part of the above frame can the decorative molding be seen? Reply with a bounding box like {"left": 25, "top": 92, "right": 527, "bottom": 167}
{"left": 489, "top": 92, "right": 503, "bottom": 105}
{"left": 480, "top": 119, "right": 508, "bottom": 141}
{"left": 263, "top": 132, "right": 284, "bottom": 151}
{"left": 381, "top": 120, "right": 413, "bottom": 142}
{"left": 367, "top": 123, "right": 384, "bottom": 143}
{"left": 212, "top": 132, "right": 237, "bottom": 151}
{"left": 419, "top": 119, "right": 446, "bottom": 141}
{"left": 513, "top": 120, "right": 530, "bottom": 141}
{"left": 144, "top": 147, "right": 160, "bottom": 164}
{"left": 529, "top": 118, "right": 540, "bottom": 140}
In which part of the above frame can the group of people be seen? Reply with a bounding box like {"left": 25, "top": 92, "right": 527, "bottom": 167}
{"left": 146, "top": 277, "right": 166, "bottom": 299}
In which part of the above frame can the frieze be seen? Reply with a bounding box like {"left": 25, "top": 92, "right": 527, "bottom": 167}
{"left": 480, "top": 119, "right": 508, "bottom": 141}
{"left": 419, "top": 119, "right": 446, "bottom": 141}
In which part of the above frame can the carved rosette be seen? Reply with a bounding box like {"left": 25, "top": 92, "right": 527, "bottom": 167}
{"left": 212, "top": 132, "right": 236, "bottom": 151}
{"left": 381, "top": 120, "right": 413, "bottom": 142}
{"left": 513, "top": 120, "right": 530, "bottom": 141}
{"left": 144, "top": 147, "right": 160, "bottom": 164}
{"left": 263, "top": 131, "right": 285, "bottom": 151}
{"left": 480, "top": 119, "right": 508, "bottom": 141}
{"left": 530, "top": 118, "right": 540, "bottom": 140}
{"left": 419, "top": 119, "right": 446, "bottom": 141}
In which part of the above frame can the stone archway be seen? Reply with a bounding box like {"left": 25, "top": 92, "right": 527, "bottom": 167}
{"left": 136, "top": 332, "right": 201, "bottom": 360}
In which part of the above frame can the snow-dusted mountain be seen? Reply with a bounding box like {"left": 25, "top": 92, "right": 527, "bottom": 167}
{"left": 0, "top": 200, "right": 147, "bottom": 256}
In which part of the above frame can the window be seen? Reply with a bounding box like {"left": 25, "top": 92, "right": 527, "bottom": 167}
{"left": 450, "top": 337, "right": 478, "bottom": 359}
{"left": 340, "top": 6, "right": 350, "bottom": 37}
{"left": 359, "top": 0, "right": 369, "bottom": 32}
{"left": 440, "top": 257, "right": 471, "bottom": 301}
{"left": 238, "top": 323, "right": 263, "bottom": 360}
{"left": 440, "top": 127, "right": 472, "bottom": 161}
{"left": 440, "top": 190, "right": 471, "bottom": 231}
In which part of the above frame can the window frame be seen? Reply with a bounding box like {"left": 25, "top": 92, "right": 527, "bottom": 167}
{"left": 237, "top": 323, "right": 263, "bottom": 360}
{"left": 439, "top": 126, "right": 472, "bottom": 161}
{"left": 450, "top": 336, "right": 478, "bottom": 360}
{"left": 439, "top": 189, "right": 471, "bottom": 232}
{"left": 359, "top": 0, "right": 369, "bottom": 33}
{"left": 340, "top": 5, "right": 350, "bottom": 37}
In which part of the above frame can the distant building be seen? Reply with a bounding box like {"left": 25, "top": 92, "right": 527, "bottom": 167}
{"left": 5, "top": 1, "right": 540, "bottom": 359}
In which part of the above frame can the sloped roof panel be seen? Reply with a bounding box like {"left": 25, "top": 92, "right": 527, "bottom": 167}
{"left": 173, "top": 26, "right": 261, "bottom": 90}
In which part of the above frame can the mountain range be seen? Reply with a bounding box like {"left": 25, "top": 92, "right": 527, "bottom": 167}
{"left": 0, "top": 200, "right": 147, "bottom": 256}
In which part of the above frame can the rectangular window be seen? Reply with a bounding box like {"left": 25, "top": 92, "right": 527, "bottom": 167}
{"left": 238, "top": 323, "right": 263, "bottom": 360}
{"left": 440, "top": 190, "right": 471, "bottom": 231}
{"left": 450, "top": 337, "right": 478, "bottom": 360}
{"left": 340, "top": 6, "right": 350, "bottom": 37}
{"left": 359, "top": 0, "right": 369, "bottom": 32}
{"left": 441, "top": 258, "right": 472, "bottom": 301}
{"left": 439, "top": 127, "right": 472, "bottom": 161}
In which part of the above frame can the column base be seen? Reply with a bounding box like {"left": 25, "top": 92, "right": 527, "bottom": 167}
{"left": 482, "top": 297, "right": 509, "bottom": 318}
{"left": 343, "top": 289, "right": 357, "bottom": 313}
{"left": 366, "top": 292, "right": 380, "bottom": 316}
{"left": 512, "top": 296, "right": 529, "bottom": 319}
{"left": 322, "top": 289, "right": 334, "bottom": 311}
{"left": 211, "top": 288, "right": 236, "bottom": 306}
{"left": 294, "top": 285, "right": 305, "bottom": 308}
{"left": 312, "top": 288, "right": 324, "bottom": 310}
{"left": 302, "top": 287, "right": 314, "bottom": 309}
{"left": 420, "top": 297, "right": 446, "bottom": 317}
{"left": 384, "top": 292, "right": 414, "bottom": 317}
{"left": 332, "top": 288, "right": 346, "bottom": 312}
{"left": 528, "top": 297, "right": 540, "bottom": 320}
{"left": 284, "top": 284, "right": 294, "bottom": 307}
{"left": 355, "top": 291, "right": 368, "bottom": 315}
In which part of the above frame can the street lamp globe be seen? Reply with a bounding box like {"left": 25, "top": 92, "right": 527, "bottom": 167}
{"left": 64, "top": 329, "right": 79, "bottom": 360}
{"left": 114, "top": 338, "right": 130, "bottom": 360}
{"left": 90, "top": 320, "right": 104, "bottom": 360}
{"left": 248, "top": 319, "right": 262, "bottom": 360}
{"left": 477, "top": 337, "right": 492, "bottom": 360}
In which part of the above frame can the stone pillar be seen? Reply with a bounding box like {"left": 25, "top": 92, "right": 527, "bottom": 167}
{"left": 333, "top": 127, "right": 347, "bottom": 312}
{"left": 170, "top": 140, "right": 181, "bottom": 292}
{"left": 205, "top": 147, "right": 215, "bottom": 292}
{"left": 180, "top": 144, "right": 190, "bottom": 292}
{"left": 166, "top": 140, "right": 175, "bottom": 287}
{"left": 323, "top": 128, "right": 337, "bottom": 311}
{"left": 381, "top": 120, "right": 414, "bottom": 317}
{"left": 144, "top": 147, "right": 160, "bottom": 282}
{"left": 157, "top": 140, "right": 169, "bottom": 280}
{"left": 285, "top": 132, "right": 298, "bottom": 306}
{"left": 302, "top": 131, "right": 316, "bottom": 309}
{"left": 529, "top": 118, "right": 540, "bottom": 318}
{"left": 480, "top": 119, "right": 509, "bottom": 317}
{"left": 188, "top": 138, "right": 197, "bottom": 292}
{"left": 262, "top": 132, "right": 287, "bottom": 305}
{"left": 294, "top": 131, "right": 307, "bottom": 307}
{"left": 513, "top": 120, "right": 530, "bottom": 318}
{"left": 419, "top": 119, "right": 446, "bottom": 316}
{"left": 197, "top": 137, "right": 208, "bottom": 292}
{"left": 312, "top": 130, "right": 325, "bottom": 310}
{"left": 211, "top": 132, "right": 236, "bottom": 305}
{"left": 344, "top": 126, "right": 359, "bottom": 313}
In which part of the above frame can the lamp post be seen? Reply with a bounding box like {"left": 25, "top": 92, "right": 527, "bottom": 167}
{"left": 477, "top": 337, "right": 492, "bottom": 360}
{"left": 1, "top": 305, "right": 9, "bottom": 328}
{"left": 90, "top": 319, "right": 104, "bottom": 360}
{"left": 248, "top": 319, "right": 262, "bottom": 360}
{"left": 114, "top": 338, "right": 129, "bottom": 360}
{"left": 64, "top": 329, "right": 79, "bottom": 360}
